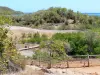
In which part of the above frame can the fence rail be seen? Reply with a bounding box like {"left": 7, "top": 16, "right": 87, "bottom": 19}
{"left": 70, "top": 55, "right": 100, "bottom": 57}
{"left": 30, "top": 55, "right": 100, "bottom": 68}
{"left": 18, "top": 45, "right": 40, "bottom": 51}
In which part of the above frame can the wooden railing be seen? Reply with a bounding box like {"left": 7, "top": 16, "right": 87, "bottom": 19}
{"left": 18, "top": 45, "right": 40, "bottom": 51}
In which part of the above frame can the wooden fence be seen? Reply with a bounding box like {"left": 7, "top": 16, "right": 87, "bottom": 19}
{"left": 31, "top": 55, "right": 100, "bottom": 68}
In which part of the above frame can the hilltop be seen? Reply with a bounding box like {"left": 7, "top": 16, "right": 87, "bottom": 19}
{"left": 0, "top": 6, "right": 23, "bottom": 15}
{"left": 12, "top": 7, "right": 100, "bottom": 30}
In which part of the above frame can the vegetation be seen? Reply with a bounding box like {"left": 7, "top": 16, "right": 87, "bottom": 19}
{"left": 20, "top": 33, "right": 48, "bottom": 44}
{"left": 0, "top": 15, "right": 12, "bottom": 25}
{"left": 20, "top": 32, "right": 100, "bottom": 57}
{"left": 12, "top": 7, "right": 100, "bottom": 30}
{"left": 1, "top": 6, "right": 100, "bottom": 73}
{"left": 0, "top": 6, "right": 23, "bottom": 15}
{"left": 33, "top": 40, "right": 68, "bottom": 65}
{"left": 0, "top": 15, "right": 25, "bottom": 73}
{"left": 1, "top": 6, "right": 100, "bottom": 30}
{"left": 52, "top": 32, "right": 100, "bottom": 55}
{"left": 11, "top": 6, "right": 100, "bottom": 65}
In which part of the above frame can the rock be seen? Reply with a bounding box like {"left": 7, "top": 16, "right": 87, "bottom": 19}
{"left": 68, "top": 19, "right": 74, "bottom": 24}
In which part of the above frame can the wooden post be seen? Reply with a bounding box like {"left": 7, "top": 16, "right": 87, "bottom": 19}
{"left": 67, "top": 59, "right": 69, "bottom": 68}
{"left": 38, "top": 53, "right": 41, "bottom": 66}
{"left": 47, "top": 47, "right": 52, "bottom": 69}
{"left": 87, "top": 54, "right": 90, "bottom": 67}
{"left": 48, "top": 57, "right": 51, "bottom": 69}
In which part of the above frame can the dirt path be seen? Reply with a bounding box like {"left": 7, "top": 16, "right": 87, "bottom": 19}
{"left": 69, "top": 66, "right": 100, "bottom": 75}
{"left": 6, "top": 65, "right": 100, "bottom": 75}
{"left": 7, "top": 26, "right": 82, "bottom": 38}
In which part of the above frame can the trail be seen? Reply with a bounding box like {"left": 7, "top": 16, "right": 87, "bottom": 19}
{"left": 7, "top": 26, "right": 82, "bottom": 37}
{"left": 6, "top": 65, "right": 100, "bottom": 75}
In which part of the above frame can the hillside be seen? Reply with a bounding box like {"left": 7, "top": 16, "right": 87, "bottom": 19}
{"left": 0, "top": 6, "right": 23, "bottom": 15}
{"left": 12, "top": 7, "right": 100, "bottom": 30}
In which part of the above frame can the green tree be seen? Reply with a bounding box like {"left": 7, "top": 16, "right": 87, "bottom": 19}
{"left": 40, "top": 40, "right": 67, "bottom": 60}
{"left": 0, "top": 15, "right": 24, "bottom": 73}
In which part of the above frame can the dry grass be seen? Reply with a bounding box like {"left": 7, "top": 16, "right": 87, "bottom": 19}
{"left": 5, "top": 65, "right": 45, "bottom": 75}
{"left": 17, "top": 70, "right": 44, "bottom": 75}
{"left": 18, "top": 65, "right": 44, "bottom": 75}
{"left": 7, "top": 26, "right": 81, "bottom": 39}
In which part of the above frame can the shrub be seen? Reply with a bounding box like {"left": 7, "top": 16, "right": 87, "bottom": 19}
{"left": 0, "top": 15, "right": 25, "bottom": 73}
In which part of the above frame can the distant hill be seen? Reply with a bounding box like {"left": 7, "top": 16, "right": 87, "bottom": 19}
{"left": 12, "top": 7, "right": 100, "bottom": 30}
{"left": 0, "top": 6, "right": 23, "bottom": 15}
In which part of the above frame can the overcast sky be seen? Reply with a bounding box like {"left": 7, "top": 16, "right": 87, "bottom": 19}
{"left": 0, "top": 0, "right": 99, "bottom": 13}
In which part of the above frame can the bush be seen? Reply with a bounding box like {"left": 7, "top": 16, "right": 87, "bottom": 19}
{"left": 33, "top": 50, "right": 49, "bottom": 62}
{"left": 65, "top": 20, "right": 69, "bottom": 25}
{"left": 21, "top": 33, "right": 48, "bottom": 44}
{"left": 0, "top": 16, "right": 26, "bottom": 73}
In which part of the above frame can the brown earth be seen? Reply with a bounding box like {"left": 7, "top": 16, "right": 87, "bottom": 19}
{"left": 7, "top": 26, "right": 81, "bottom": 38}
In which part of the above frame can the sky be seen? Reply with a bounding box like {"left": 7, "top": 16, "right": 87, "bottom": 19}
{"left": 0, "top": 0, "right": 100, "bottom": 13}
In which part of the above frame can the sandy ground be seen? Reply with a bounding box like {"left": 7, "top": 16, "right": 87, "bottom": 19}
{"left": 25, "top": 59, "right": 100, "bottom": 75}
{"left": 7, "top": 26, "right": 81, "bottom": 38}
{"left": 5, "top": 65, "right": 100, "bottom": 75}
{"left": 69, "top": 66, "right": 100, "bottom": 75}
{"left": 46, "top": 66, "right": 100, "bottom": 75}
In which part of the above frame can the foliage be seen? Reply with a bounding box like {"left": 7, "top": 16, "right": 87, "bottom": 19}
{"left": 0, "top": 16, "right": 12, "bottom": 25}
{"left": 33, "top": 40, "right": 67, "bottom": 63}
{"left": 20, "top": 33, "right": 48, "bottom": 44}
{"left": 40, "top": 40, "right": 67, "bottom": 60}
{"left": 0, "top": 6, "right": 23, "bottom": 15}
{"left": 12, "top": 7, "right": 100, "bottom": 30}
{"left": 33, "top": 50, "right": 49, "bottom": 62}
{"left": 0, "top": 16, "right": 25, "bottom": 73}
{"left": 52, "top": 32, "right": 100, "bottom": 55}
{"left": 22, "top": 32, "right": 100, "bottom": 56}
